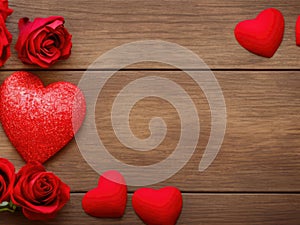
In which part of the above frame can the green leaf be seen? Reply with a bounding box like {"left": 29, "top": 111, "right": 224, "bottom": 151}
{"left": 0, "top": 201, "right": 17, "bottom": 213}
{"left": 0, "top": 207, "right": 15, "bottom": 213}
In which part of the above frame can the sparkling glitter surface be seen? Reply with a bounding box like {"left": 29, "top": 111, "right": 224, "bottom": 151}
{"left": 0, "top": 71, "right": 86, "bottom": 163}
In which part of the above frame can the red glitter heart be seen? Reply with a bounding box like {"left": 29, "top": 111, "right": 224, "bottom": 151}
{"left": 234, "top": 8, "right": 284, "bottom": 58}
{"left": 0, "top": 71, "right": 86, "bottom": 163}
{"left": 132, "top": 187, "right": 183, "bottom": 225}
{"left": 82, "top": 170, "right": 127, "bottom": 218}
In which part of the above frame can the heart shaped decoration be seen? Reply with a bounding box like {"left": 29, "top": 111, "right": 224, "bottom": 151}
{"left": 234, "top": 8, "right": 284, "bottom": 58}
{"left": 82, "top": 170, "right": 127, "bottom": 218}
{"left": 296, "top": 16, "right": 300, "bottom": 46}
{"left": 132, "top": 186, "right": 183, "bottom": 225}
{"left": 0, "top": 71, "right": 86, "bottom": 163}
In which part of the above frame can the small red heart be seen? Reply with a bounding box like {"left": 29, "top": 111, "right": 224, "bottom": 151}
{"left": 296, "top": 16, "right": 300, "bottom": 46}
{"left": 234, "top": 8, "right": 284, "bottom": 58}
{"left": 132, "top": 187, "right": 183, "bottom": 225}
{"left": 82, "top": 170, "right": 127, "bottom": 218}
{"left": 0, "top": 71, "right": 86, "bottom": 163}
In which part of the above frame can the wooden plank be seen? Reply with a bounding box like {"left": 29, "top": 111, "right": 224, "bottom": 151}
{"left": 2, "top": 0, "right": 300, "bottom": 70}
{"left": 0, "top": 71, "right": 299, "bottom": 192}
{"left": 2, "top": 193, "right": 300, "bottom": 224}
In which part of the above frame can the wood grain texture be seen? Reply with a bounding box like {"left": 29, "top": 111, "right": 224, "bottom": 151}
{"left": 1, "top": 1, "right": 300, "bottom": 224}
{"left": 2, "top": 0, "right": 300, "bottom": 70}
{"left": 2, "top": 193, "right": 300, "bottom": 225}
{"left": 0, "top": 71, "right": 299, "bottom": 192}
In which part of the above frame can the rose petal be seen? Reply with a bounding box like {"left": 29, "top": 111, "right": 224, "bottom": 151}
{"left": 32, "top": 173, "right": 56, "bottom": 202}
{"left": 0, "top": 176, "right": 7, "bottom": 196}
{"left": 0, "top": 0, "right": 13, "bottom": 21}
{"left": 0, "top": 158, "right": 15, "bottom": 202}
{"left": 0, "top": 16, "right": 12, "bottom": 67}
{"left": 46, "top": 19, "right": 64, "bottom": 30}
{"left": 41, "top": 46, "right": 61, "bottom": 61}
{"left": 23, "top": 208, "right": 57, "bottom": 221}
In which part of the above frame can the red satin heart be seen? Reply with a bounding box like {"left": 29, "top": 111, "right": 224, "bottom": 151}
{"left": 82, "top": 170, "right": 127, "bottom": 218}
{"left": 132, "top": 187, "right": 183, "bottom": 225}
{"left": 0, "top": 71, "right": 86, "bottom": 163}
{"left": 234, "top": 8, "right": 284, "bottom": 58}
{"left": 296, "top": 16, "right": 300, "bottom": 46}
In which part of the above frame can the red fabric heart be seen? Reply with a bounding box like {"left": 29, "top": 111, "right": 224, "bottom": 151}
{"left": 296, "top": 16, "right": 300, "bottom": 46}
{"left": 234, "top": 8, "right": 284, "bottom": 58}
{"left": 0, "top": 71, "right": 86, "bottom": 163}
{"left": 132, "top": 187, "right": 183, "bottom": 225}
{"left": 82, "top": 170, "right": 127, "bottom": 218}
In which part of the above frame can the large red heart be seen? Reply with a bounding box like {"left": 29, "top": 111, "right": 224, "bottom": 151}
{"left": 82, "top": 170, "right": 127, "bottom": 218}
{"left": 296, "top": 16, "right": 300, "bottom": 46}
{"left": 234, "top": 8, "right": 284, "bottom": 58}
{"left": 132, "top": 187, "right": 183, "bottom": 225}
{"left": 0, "top": 71, "right": 86, "bottom": 163}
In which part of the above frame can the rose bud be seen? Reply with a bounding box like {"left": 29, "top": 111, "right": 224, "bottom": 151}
{"left": 0, "top": 158, "right": 15, "bottom": 203}
{"left": 11, "top": 161, "right": 70, "bottom": 220}
{"left": 15, "top": 16, "right": 72, "bottom": 68}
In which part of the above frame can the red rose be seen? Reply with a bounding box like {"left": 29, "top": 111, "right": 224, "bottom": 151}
{"left": 0, "top": 15, "right": 12, "bottom": 67}
{"left": 11, "top": 161, "right": 70, "bottom": 220}
{"left": 0, "top": 0, "right": 13, "bottom": 21}
{"left": 15, "top": 16, "right": 72, "bottom": 68}
{"left": 0, "top": 158, "right": 15, "bottom": 203}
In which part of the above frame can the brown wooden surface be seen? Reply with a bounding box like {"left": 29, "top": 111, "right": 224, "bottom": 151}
{"left": 1, "top": 71, "right": 299, "bottom": 192}
{"left": 2, "top": 0, "right": 300, "bottom": 69}
{"left": 2, "top": 194, "right": 300, "bottom": 225}
{"left": 0, "top": 0, "right": 300, "bottom": 224}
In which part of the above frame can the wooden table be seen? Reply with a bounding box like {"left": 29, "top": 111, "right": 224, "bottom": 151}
{"left": 2, "top": 0, "right": 300, "bottom": 224}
